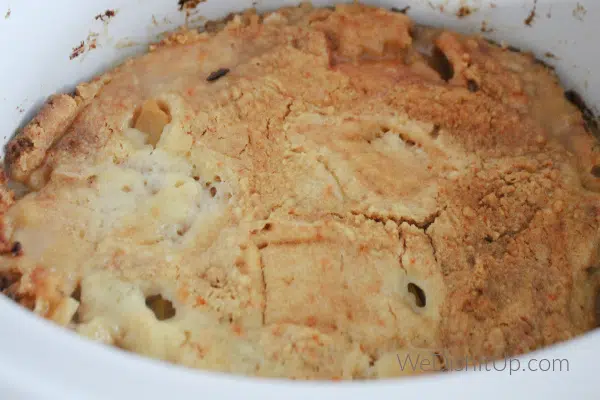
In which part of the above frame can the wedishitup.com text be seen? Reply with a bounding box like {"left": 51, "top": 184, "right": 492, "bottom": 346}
{"left": 396, "top": 350, "right": 569, "bottom": 375}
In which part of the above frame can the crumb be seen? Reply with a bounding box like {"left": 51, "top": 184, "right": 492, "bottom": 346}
{"left": 95, "top": 9, "right": 117, "bottom": 22}
{"left": 178, "top": 0, "right": 205, "bottom": 11}
{"left": 480, "top": 20, "right": 493, "bottom": 33}
{"left": 573, "top": 3, "right": 587, "bottom": 21}
{"left": 524, "top": 0, "right": 538, "bottom": 26}
{"left": 70, "top": 41, "right": 85, "bottom": 60}
{"left": 86, "top": 32, "right": 100, "bottom": 52}
{"left": 116, "top": 39, "right": 140, "bottom": 49}
{"left": 456, "top": 6, "right": 473, "bottom": 18}
{"left": 391, "top": 6, "right": 410, "bottom": 14}
{"left": 4, "top": 8, "right": 10, "bottom": 19}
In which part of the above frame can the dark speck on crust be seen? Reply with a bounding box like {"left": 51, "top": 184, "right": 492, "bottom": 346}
{"left": 0, "top": 269, "right": 21, "bottom": 291}
{"left": 525, "top": 0, "right": 538, "bottom": 26}
{"left": 11, "top": 242, "right": 23, "bottom": 257}
{"left": 467, "top": 80, "right": 479, "bottom": 93}
{"left": 207, "top": 68, "right": 230, "bottom": 82}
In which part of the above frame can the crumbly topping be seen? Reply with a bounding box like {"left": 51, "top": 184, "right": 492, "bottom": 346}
{"left": 1, "top": 4, "right": 599, "bottom": 379}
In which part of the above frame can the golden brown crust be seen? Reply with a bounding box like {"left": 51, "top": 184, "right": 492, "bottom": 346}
{"left": 0, "top": 3, "right": 599, "bottom": 379}
{"left": 0, "top": 170, "right": 15, "bottom": 254}
{"left": 6, "top": 94, "right": 78, "bottom": 182}
{"left": 5, "top": 71, "right": 114, "bottom": 187}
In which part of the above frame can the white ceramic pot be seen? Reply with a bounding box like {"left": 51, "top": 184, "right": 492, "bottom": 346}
{"left": 0, "top": 0, "right": 597, "bottom": 398}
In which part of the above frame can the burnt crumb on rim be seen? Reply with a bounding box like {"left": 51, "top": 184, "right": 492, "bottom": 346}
{"left": 95, "top": 9, "right": 117, "bottom": 22}
{"left": 207, "top": 68, "right": 230, "bottom": 82}
{"left": 524, "top": 0, "right": 538, "bottom": 26}
{"left": 178, "top": 0, "right": 204, "bottom": 11}
{"left": 480, "top": 21, "right": 493, "bottom": 33}
{"left": 456, "top": 6, "right": 474, "bottom": 18}
{"left": 485, "top": 39, "right": 522, "bottom": 54}
{"left": 533, "top": 56, "right": 556, "bottom": 71}
{"left": 564, "top": 90, "right": 600, "bottom": 137}
{"left": 391, "top": 6, "right": 410, "bottom": 14}
{"left": 484, "top": 39, "right": 556, "bottom": 72}
{"left": 506, "top": 44, "right": 522, "bottom": 53}
{"left": 70, "top": 41, "right": 85, "bottom": 60}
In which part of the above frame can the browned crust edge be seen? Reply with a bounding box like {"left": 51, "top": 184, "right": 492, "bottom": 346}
{"left": 4, "top": 74, "right": 113, "bottom": 185}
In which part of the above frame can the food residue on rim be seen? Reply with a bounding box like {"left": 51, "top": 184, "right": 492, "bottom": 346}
{"left": 178, "top": 0, "right": 205, "bottom": 11}
{"left": 95, "top": 9, "right": 117, "bottom": 22}
{"left": 69, "top": 33, "right": 100, "bottom": 60}
{"left": 115, "top": 39, "right": 144, "bottom": 49}
{"left": 573, "top": 3, "right": 587, "bottom": 21}
{"left": 391, "top": 6, "right": 411, "bottom": 14}
{"left": 427, "top": 1, "right": 443, "bottom": 12}
{"left": 424, "top": 2, "right": 481, "bottom": 18}
{"left": 4, "top": 8, "right": 10, "bottom": 19}
{"left": 564, "top": 90, "right": 599, "bottom": 137}
{"left": 544, "top": 51, "right": 559, "bottom": 60}
{"left": 69, "top": 41, "right": 85, "bottom": 60}
{"left": 480, "top": 20, "right": 493, "bottom": 33}
{"left": 456, "top": 6, "right": 475, "bottom": 18}
{"left": 87, "top": 35, "right": 99, "bottom": 51}
{"left": 524, "top": 0, "right": 538, "bottom": 26}
{"left": 150, "top": 14, "right": 173, "bottom": 28}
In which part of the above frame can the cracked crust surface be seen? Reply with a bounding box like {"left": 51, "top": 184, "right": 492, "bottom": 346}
{"left": 1, "top": 4, "right": 600, "bottom": 379}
